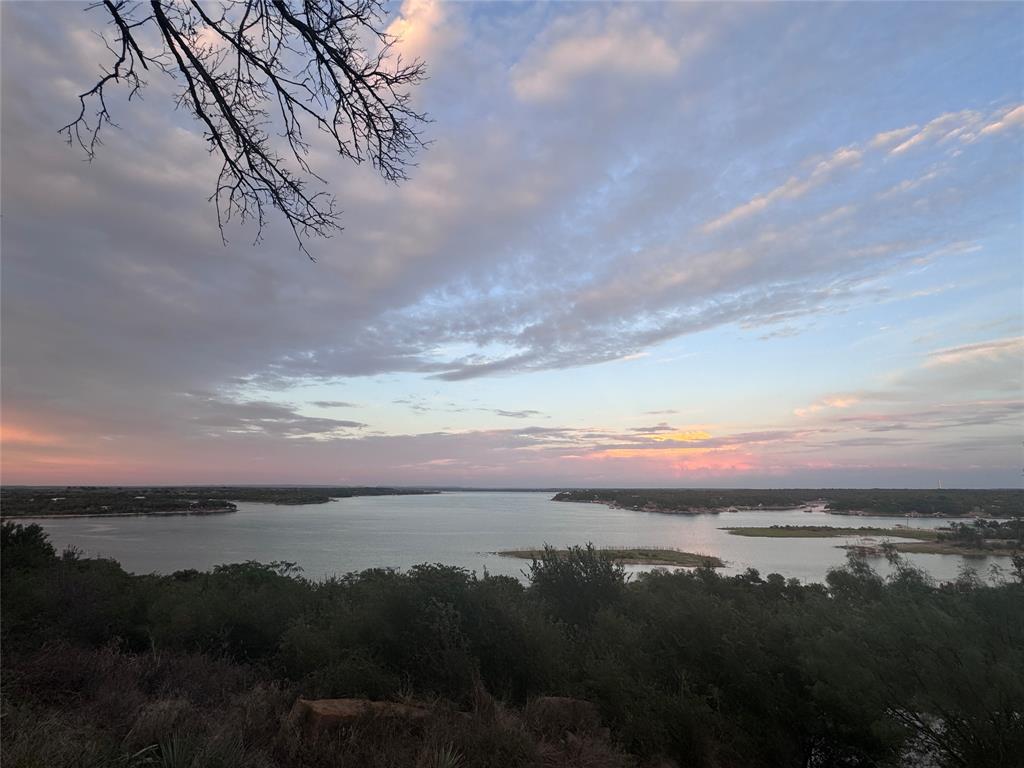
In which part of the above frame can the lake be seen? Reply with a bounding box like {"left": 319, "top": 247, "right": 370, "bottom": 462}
{"left": 26, "top": 491, "right": 1012, "bottom": 583}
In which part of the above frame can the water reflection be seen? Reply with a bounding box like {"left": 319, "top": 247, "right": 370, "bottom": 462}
{"left": 27, "top": 491, "right": 1012, "bottom": 584}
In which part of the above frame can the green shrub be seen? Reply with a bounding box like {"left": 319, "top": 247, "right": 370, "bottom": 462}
{"left": 2, "top": 526, "right": 1022, "bottom": 768}
{"left": 146, "top": 561, "right": 311, "bottom": 661}
{"left": 527, "top": 543, "right": 626, "bottom": 628}
{"left": 1, "top": 522, "right": 56, "bottom": 573}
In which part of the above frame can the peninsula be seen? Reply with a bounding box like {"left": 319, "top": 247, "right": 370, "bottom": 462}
{"left": 0, "top": 486, "right": 438, "bottom": 518}
{"left": 552, "top": 489, "right": 1022, "bottom": 518}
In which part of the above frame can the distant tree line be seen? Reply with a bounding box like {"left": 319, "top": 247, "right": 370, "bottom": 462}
{"left": 3, "top": 525, "right": 1022, "bottom": 767}
{"left": 553, "top": 488, "right": 1024, "bottom": 517}
{"left": 0, "top": 486, "right": 437, "bottom": 517}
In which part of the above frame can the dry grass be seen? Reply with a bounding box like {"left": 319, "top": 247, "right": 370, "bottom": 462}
{"left": 1, "top": 644, "right": 636, "bottom": 768}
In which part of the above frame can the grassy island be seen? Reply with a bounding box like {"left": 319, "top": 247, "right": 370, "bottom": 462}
{"left": 725, "top": 523, "right": 1022, "bottom": 557}
{"left": 723, "top": 525, "right": 940, "bottom": 540}
{"left": 879, "top": 540, "right": 1022, "bottom": 557}
{"left": 497, "top": 546, "right": 724, "bottom": 568}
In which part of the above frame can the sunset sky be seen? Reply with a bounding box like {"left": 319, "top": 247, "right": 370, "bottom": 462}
{"left": 2, "top": 1, "right": 1022, "bottom": 487}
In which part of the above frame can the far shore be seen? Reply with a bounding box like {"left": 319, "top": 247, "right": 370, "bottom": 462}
{"left": 0, "top": 507, "right": 237, "bottom": 521}
{"left": 551, "top": 490, "right": 1019, "bottom": 519}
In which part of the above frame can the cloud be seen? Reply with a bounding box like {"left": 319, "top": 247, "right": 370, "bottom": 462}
{"left": 630, "top": 424, "right": 677, "bottom": 434}
{"left": 796, "top": 336, "right": 1023, "bottom": 434}
{"left": 183, "top": 393, "right": 368, "bottom": 439}
{"left": 386, "top": 0, "right": 449, "bottom": 61}
{"left": 6, "top": 4, "right": 1019, "bottom": 398}
{"left": 702, "top": 146, "right": 862, "bottom": 233}
{"left": 924, "top": 336, "right": 1024, "bottom": 368}
{"left": 980, "top": 104, "right": 1024, "bottom": 136}
{"left": 309, "top": 401, "right": 358, "bottom": 408}
{"left": 648, "top": 429, "right": 714, "bottom": 442}
{"left": 794, "top": 396, "right": 860, "bottom": 418}
{"left": 884, "top": 106, "right": 1023, "bottom": 155}
{"left": 493, "top": 409, "right": 544, "bottom": 419}
{"left": 832, "top": 400, "right": 1023, "bottom": 433}
{"left": 706, "top": 102, "right": 1021, "bottom": 234}
{"left": 878, "top": 167, "right": 946, "bottom": 198}
{"left": 0, "top": 423, "right": 66, "bottom": 448}
{"left": 870, "top": 125, "right": 919, "bottom": 149}
{"left": 511, "top": 7, "right": 694, "bottom": 103}
{"left": 1, "top": 3, "right": 1021, "bottom": 486}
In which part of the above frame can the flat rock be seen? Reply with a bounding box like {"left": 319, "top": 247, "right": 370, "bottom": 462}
{"left": 288, "top": 697, "right": 431, "bottom": 733}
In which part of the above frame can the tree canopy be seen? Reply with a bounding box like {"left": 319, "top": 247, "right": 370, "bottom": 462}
{"left": 62, "top": 0, "right": 428, "bottom": 254}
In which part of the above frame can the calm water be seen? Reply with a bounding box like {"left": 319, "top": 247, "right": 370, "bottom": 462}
{"left": 26, "top": 491, "right": 1011, "bottom": 583}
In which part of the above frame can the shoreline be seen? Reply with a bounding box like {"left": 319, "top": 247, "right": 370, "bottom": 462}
{"left": 1, "top": 508, "right": 237, "bottom": 521}
{"left": 554, "top": 496, "right": 1008, "bottom": 520}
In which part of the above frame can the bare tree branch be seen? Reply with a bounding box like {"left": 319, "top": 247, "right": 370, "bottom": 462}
{"left": 60, "top": 0, "right": 428, "bottom": 256}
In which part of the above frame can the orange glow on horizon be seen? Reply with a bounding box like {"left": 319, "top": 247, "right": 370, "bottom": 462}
{"left": 572, "top": 443, "right": 758, "bottom": 475}
{"left": 0, "top": 423, "right": 64, "bottom": 448}
{"left": 649, "top": 429, "right": 713, "bottom": 443}
{"left": 589, "top": 446, "right": 712, "bottom": 459}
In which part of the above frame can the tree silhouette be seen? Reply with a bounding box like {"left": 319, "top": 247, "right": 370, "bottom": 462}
{"left": 61, "top": 0, "right": 428, "bottom": 255}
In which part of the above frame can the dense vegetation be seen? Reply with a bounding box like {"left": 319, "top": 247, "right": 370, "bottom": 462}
{"left": 553, "top": 488, "right": 1024, "bottom": 517}
{"left": 941, "top": 518, "right": 1024, "bottom": 544}
{"left": 498, "top": 548, "right": 724, "bottom": 568}
{"left": 3, "top": 524, "right": 1023, "bottom": 768}
{"left": 824, "top": 490, "right": 1022, "bottom": 517}
{"left": 884, "top": 519, "right": 1024, "bottom": 556}
{"left": 0, "top": 486, "right": 437, "bottom": 517}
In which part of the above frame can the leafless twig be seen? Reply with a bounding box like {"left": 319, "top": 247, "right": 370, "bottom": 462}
{"left": 61, "top": 0, "right": 428, "bottom": 256}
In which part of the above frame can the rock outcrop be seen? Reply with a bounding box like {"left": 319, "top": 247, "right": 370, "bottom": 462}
{"left": 288, "top": 697, "right": 431, "bottom": 734}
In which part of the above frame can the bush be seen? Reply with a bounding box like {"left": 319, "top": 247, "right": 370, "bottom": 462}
{"left": 3, "top": 526, "right": 1022, "bottom": 768}
{"left": 1, "top": 522, "right": 56, "bottom": 573}
{"left": 146, "top": 561, "right": 312, "bottom": 661}
{"left": 527, "top": 544, "right": 626, "bottom": 628}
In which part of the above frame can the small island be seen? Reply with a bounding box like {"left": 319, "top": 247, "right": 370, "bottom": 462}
{"left": 722, "top": 525, "right": 940, "bottom": 540}
{"left": 724, "top": 522, "right": 1022, "bottom": 557}
{"left": 870, "top": 519, "right": 1022, "bottom": 556}
{"left": 496, "top": 547, "right": 724, "bottom": 568}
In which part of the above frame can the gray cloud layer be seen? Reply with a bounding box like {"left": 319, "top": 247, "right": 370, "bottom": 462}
{"left": 2, "top": 2, "right": 1021, "bottom": 483}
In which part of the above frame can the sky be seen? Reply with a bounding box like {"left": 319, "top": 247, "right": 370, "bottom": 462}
{"left": 1, "top": 1, "right": 1022, "bottom": 488}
